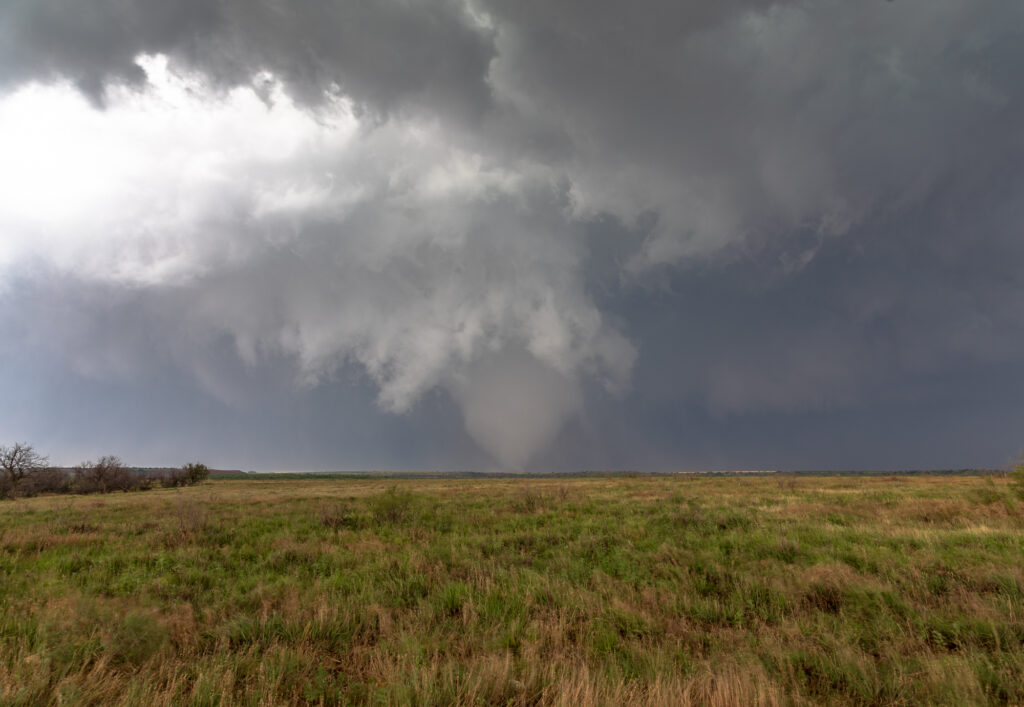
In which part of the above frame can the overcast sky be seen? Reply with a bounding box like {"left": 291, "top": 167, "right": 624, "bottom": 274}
{"left": 1, "top": 0, "right": 1022, "bottom": 471}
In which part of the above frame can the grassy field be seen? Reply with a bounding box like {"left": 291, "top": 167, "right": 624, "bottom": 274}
{"left": 1, "top": 474, "right": 1022, "bottom": 705}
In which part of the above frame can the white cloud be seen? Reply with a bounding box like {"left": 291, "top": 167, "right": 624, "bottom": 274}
{"left": 0, "top": 54, "right": 634, "bottom": 467}
{"left": 0, "top": 55, "right": 361, "bottom": 283}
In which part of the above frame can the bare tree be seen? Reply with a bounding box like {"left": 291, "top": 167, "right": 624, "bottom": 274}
{"left": 74, "top": 455, "right": 136, "bottom": 493}
{"left": 0, "top": 442, "right": 49, "bottom": 486}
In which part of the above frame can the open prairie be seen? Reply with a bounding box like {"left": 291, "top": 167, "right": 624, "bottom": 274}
{"left": 1, "top": 474, "right": 1022, "bottom": 705}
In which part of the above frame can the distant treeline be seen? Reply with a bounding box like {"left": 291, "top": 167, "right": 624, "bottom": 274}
{"left": 208, "top": 468, "right": 1003, "bottom": 481}
{"left": 771, "top": 468, "right": 1003, "bottom": 477}
{"left": 209, "top": 470, "right": 643, "bottom": 480}
{"left": 0, "top": 442, "right": 210, "bottom": 500}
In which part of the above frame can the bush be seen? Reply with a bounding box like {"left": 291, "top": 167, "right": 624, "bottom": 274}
{"left": 18, "top": 467, "right": 72, "bottom": 497}
{"left": 369, "top": 487, "right": 419, "bottom": 526}
{"left": 156, "top": 463, "right": 210, "bottom": 488}
{"left": 183, "top": 462, "right": 209, "bottom": 484}
{"left": 159, "top": 468, "right": 189, "bottom": 488}
{"left": 73, "top": 456, "right": 138, "bottom": 494}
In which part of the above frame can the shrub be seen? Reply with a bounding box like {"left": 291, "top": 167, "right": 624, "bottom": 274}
{"left": 158, "top": 463, "right": 210, "bottom": 488}
{"left": 513, "top": 487, "right": 546, "bottom": 513}
{"left": 18, "top": 467, "right": 72, "bottom": 497}
{"left": 159, "top": 468, "right": 189, "bottom": 488}
{"left": 73, "top": 456, "right": 138, "bottom": 494}
{"left": 183, "top": 462, "right": 210, "bottom": 484}
{"left": 369, "top": 487, "right": 419, "bottom": 525}
{"left": 320, "top": 501, "right": 364, "bottom": 530}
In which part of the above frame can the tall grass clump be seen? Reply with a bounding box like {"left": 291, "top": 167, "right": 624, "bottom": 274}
{"left": 1010, "top": 459, "right": 1024, "bottom": 499}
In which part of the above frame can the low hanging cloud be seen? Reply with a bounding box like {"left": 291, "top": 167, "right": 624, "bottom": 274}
{"left": 0, "top": 56, "right": 633, "bottom": 467}
{"left": 1, "top": 0, "right": 1023, "bottom": 469}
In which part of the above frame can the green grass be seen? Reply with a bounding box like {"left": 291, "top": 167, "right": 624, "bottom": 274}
{"left": 1, "top": 474, "right": 1022, "bottom": 705}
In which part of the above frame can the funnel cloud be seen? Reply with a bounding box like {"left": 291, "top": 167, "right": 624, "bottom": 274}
{"left": 452, "top": 349, "right": 583, "bottom": 471}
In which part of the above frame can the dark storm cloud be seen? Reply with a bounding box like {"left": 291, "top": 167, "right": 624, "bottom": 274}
{"left": 0, "top": 0, "right": 494, "bottom": 115}
{"left": 0, "top": 0, "right": 219, "bottom": 101}
{"left": 477, "top": 0, "right": 1024, "bottom": 427}
{"left": 483, "top": 0, "right": 1024, "bottom": 264}
{"left": 1, "top": 0, "right": 1023, "bottom": 468}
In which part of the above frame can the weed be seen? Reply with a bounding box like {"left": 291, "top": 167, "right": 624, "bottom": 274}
{"left": 368, "top": 487, "right": 419, "bottom": 526}
{"left": 107, "top": 612, "right": 168, "bottom": 666}
{"left": 319, "top": 501, "right": 364, "bottom": 531}
{"left": 1010, "top": 462, "right": 1024, "bottom": 500}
